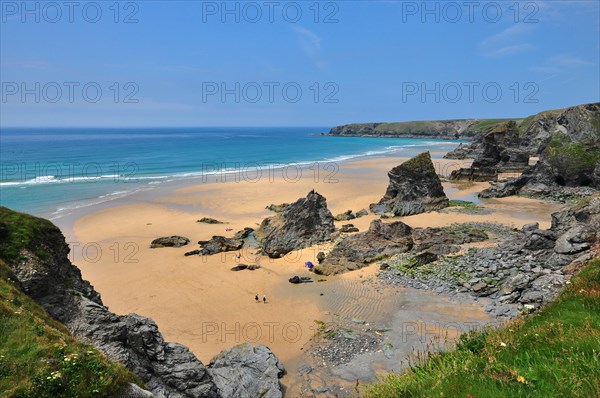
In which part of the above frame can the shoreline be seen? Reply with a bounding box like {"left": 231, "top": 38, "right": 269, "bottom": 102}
{"left": 5, "top": 137, "right": 464, "bottom": 224}
{"left": 59, "top": 151, "right": 560, "bottom": 395}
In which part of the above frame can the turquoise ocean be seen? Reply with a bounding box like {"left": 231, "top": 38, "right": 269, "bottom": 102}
{"left": 0, "top": 127, "right": 461, "bottom": 220}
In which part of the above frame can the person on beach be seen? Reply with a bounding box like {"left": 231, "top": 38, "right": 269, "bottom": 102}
{"left": 255, "top": 294, "right": 259, "bottom": 303}
{"left": 263, "top": 295, "right": 267, "bottom": 304}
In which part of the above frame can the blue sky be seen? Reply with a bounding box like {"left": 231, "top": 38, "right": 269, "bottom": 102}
{"left": 1, "top": 0, "right": 599, "bottom": 127}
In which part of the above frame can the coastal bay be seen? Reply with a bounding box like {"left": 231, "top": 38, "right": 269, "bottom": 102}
{"left": 62, "top": 153, "right": 559, "bottom": 394}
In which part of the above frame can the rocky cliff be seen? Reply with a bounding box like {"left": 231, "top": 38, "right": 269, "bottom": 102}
{"left": 478, "top": 103, "right": 600, "bottom": 199}
{"left": 0, "top": 206, "right": 284, "bottom": 398}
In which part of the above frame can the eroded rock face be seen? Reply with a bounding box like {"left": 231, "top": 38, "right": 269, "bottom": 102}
{"left": 208, "top": 343, "right": 285, "bottom": 398}
{"left": 317, "top": 220, "right": 413, "bottom": 275}
{"left": 411, "top": 226, "right": 489, "bottom": 255}
{"left": 370, "top": 152, "right": 449, "bottom": 216}
{"left": 450, "top": 122, "right": 529, "bottom": 182}
{"left": 198, "top": 236, "right": 244, "bottom": 255}
{"left": 255, "top": 190, "right": 335, "bottom": 258}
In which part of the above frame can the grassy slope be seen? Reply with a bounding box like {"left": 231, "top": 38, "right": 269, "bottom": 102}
{"left": 364, "top": 258, "right": 600, "bottom": 398}
{"left": 0, "top": 207, "right": 142, "bottom": 397}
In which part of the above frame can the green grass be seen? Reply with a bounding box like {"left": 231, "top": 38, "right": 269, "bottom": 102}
{"left": 364, "top": 258, "right": 600, "bottom": 398}
{"left": 0, "top": 206, "right": 59, "bottom": 262}
{"left": 0, "top": 206, "right": 143, "bottom": 397}
{"left": 0, "top": 261, "right": 141, "bottom": 398}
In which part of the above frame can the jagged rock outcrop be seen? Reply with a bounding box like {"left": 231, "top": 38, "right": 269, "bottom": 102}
{"left": 198, "top": 236, "right": 244, "bottom": 255}
{"left": 479, "top": 128, "right": 600, "bottom": 200}
{"left": 450, "top": 103, "right": 600, "bottom": 195}
{"left": 316, "top": 220, "right": 413, "bottom": 275}
{"left": 334, "top": 210, "right": 355, "bottom": 221}
{"left": 150, "top": 236, "right": 190, "bottom": 248}
{"left": 379, "top": 197, "right": 600, "bottom": 316}
{"left": 233, "top": 227, "right": 254, "bottom": 240}
{"left": 208, "top": 343, "right": 285, "bottom": 398}
{"left": 445, "top": 103, "right": 600, "bottom": 160}
{"left": 411, "top": 226, "right": 489, "bottom": 255}
{"left": 0, "top": 207, "right": 284, "bottom": 398}
{"left": 255, "top": 190, "right": 335, "bottom": 258}
{"left": 449, "top": 121, "right": 530, "bottom": 182}
{"left": 370, "top": 152, "right": 449, "bottom": 216}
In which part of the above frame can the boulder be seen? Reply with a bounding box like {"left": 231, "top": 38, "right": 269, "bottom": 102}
{"left": 316, "top": 252, "right": 326, "bottom": 263}
{"left": 355, "top": 209, "right": 369, "bottom": 218}
{"left": 334, "top": 210, "right": 355, "bottom": 221}
{"left": 198, "top": 236, "right": 244, "bottom": 255}
{"left": 233, "top": 227, "right": 254, "bottom": 240}
{"left": 317, "top": 220, "right": 413, "bottom": 275}
{"left": 208, "top": 343, "right": 285, "bottom": 398}
{"left": 150, "top": 236, "right": 190, "bottom": 248}
{"left": 554, "top": 225, "right": 595, "bottom": 254}
{"left": 230, "top": 264, "right": 248, "bottom": 271}
{"left": 255, "top": 190, "right": 335, "bottom": 258}
{"left": 289, "top": 276, "right": 313, "bottom": 284}
{"left": 370, "top": 152, "right": 449, "bottom": 216}
{"left": 410, "top": 251, "right": 438, "bottom": 267}
{"left": 339, "top": 224, "right": 359, "bottom": 233}
{"left": 412, "top": 226, "right": 489, "bottom": 254}
{"left": 197, "top": 217, "right": 226, "bottom": 224}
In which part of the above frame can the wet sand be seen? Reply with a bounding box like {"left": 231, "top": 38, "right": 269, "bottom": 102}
{"left": 67, "top": 154, "right": 560, "bottom": 393}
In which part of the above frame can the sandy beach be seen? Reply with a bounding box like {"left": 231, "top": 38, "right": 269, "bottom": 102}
{"left": 66, "top": 153, "right": 560, "bottom": 393}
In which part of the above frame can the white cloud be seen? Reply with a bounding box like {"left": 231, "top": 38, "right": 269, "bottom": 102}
{"left": 292, "top": 26, "right": 326, "bottom": 68}
{"left": 548, "top": 54, "right": 591, "bottom": 67}
{"left": 479, "top": 25, "right": 534, "bottom": 58}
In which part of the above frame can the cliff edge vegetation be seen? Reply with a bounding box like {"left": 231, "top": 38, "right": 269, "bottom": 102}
{"left": 0, "top": 259, "right": 141, "bottom": 398}
{"left": 364, "top": 257, "right": 600, "bottom": 398}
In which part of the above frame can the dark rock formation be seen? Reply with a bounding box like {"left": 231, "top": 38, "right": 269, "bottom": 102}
{"left": 449, "top": 121, "right": 529, "bottom": 182}
{"left": 378, "top": 197, "right": 600, "bottom": 316}
{"left": 316, "top": 252, "right": 326, "bottom": 263}
{"left": 339, "top": 224, "right": 359, "bottom": 233}
{"left": 197, "top": 218, "right": 226, "bottom": 224}
{"left": 370, "top": 152, "right": 449, "bottom": 216}
{"left": 317, "top": 220, "right": 413, "bottom": 275}
{"left": 451, "top": 103, "right": 600, "bottom": 198}
{"left": 208, "top": 343, "right": 285, "bottom": 398}
{"left": 150, "top": 236, "right": 190, "bottom": 248}
{"left": 355, "top": 208, "right": 369, "bottom": 218}
{"left": 334, "top": 210, "right": 355, "bottom": 221}
{"left": 449, "top": 167, "right": 499, "bottom": 182}
{"left": 234, "top": 227, "right": 254, "bottom": 240}
{"left": 198, "top": 236, "right": 244, "bottom": 255}
{"left": 479, "top": 143, "right": 600, "bottom": 201}
{"left": 289, "top": 276, "right": 314, "bottom": 284}
{"left": 0, "top": 207, "right": 285, "bottom": 398}
{"left": 412, "top": 226, "right": 489, "bottom": 255}
{"left": 255, "top": 190, "right": 335, "bottom": 258}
